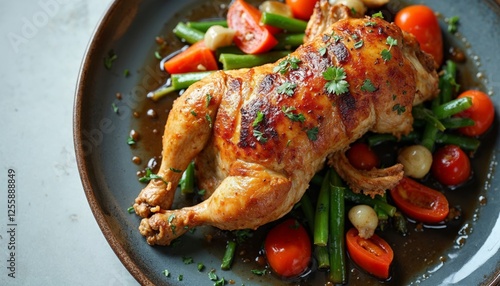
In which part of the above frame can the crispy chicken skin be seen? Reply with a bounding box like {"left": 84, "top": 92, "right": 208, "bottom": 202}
{"left": 134, "top": 2, "right": 438, "bottom": 245}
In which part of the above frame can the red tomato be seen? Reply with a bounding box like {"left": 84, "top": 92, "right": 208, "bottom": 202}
{"left": 346, "top": 142, "right": 380, "bottom": 170}
{"left": 395, "top": 5, "right": 443, "bottom": 66}
{"left": 264, "top": 218, "right": 311, "bottom": 277}
{"left": 455, "top": 90, "right": 495, "bottom": 136}
{"left": 431, "top": 145, "right": 471, "bottom": 186}
{"left": 227, "top": 0, "right": 278, "bottom": 54}
{"left": 285, "top": 0, "right": 318, "bottom": 20}
{"left": 163, "top": 41, "right": 218, "bottom": 74}
{"left": 346, "top": 228, "right": 394, "bottom": 279}
{"left": 390, "top": 177, "right": 449, "bottom": 223}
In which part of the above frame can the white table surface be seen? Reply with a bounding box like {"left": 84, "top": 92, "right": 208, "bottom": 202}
{"left": 0, "top": 0, "right": 138, "bottom": 285}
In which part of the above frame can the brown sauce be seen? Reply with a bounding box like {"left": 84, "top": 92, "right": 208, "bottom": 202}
{"left": 126, "top": 1, "right": 495, "bottom": 285}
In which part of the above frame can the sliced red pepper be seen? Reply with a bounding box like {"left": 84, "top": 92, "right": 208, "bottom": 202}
{"left": 163, "top": 41, "right": 218, "bottom": 74}
{"left": 390, "top": 177, "right": 449, "bottom": 223}
{"left": 346, "top": 228, "right": 394, "bottom": 279}
{"left": 227, "top": 0, "right": 278, "bottom": 54}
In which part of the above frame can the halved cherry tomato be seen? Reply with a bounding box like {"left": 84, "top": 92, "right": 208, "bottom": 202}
{"left": 163, "top": 41, "right": 218, "bottom": 74}
{"left": 395, "top": 5, "right": 443, "bottom": 66}
{"left": 285, "top": 0, "right": 318, "bottom": 20}
{"left": 454, "top": 90, "right": 495, "bottom": 136}
{"left": 390, "top": 177, "right": 449, "bottom": 223}
{"left": 346, "top": 228, "right": 393, "bottom": 280}
{"left": 227, "top": 0, "right": 278, "bottom": 54}
{"left": 431, "top": 145, "right": 471, "bottom": 186}
{"left": 264, "top": 218, "right": 311, "bottom": 277}
{"left": 346, "top": 142, "right": 380, "bottom": 171}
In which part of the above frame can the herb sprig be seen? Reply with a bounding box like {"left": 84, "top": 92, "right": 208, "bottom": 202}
{"left": 323, "top": 66, "right": 349, "bottom": 95}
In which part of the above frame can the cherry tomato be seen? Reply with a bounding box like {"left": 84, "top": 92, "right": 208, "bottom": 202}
{"left": 346, "top": 228, "right": 394, "bottom": 279}
{"left": 431, "top": 145, "right": 471, "bottom": 186}
{"left": 264, "top": 218, "right": 311, "bottom": 277}
{"left": 227, "top": 0, "right": 278, "bottom": 54}
{"left": 390, "top": 177, "right": 449, "bottom": 223}
{"left": 346, "top": 142, "right": 380, "bottom": 171}
{"left": 455, "top": 90, "right": 495, "bottom": 136}
{"left": 285, "top": 0, "right": 319, "bottom": 21}
{"left": 395, "top": 5, "right": 443, "bottom": 66}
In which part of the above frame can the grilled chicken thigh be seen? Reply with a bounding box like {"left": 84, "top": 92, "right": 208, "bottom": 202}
{"left": 134, "top": 1, "right": 438, "bottom": 245}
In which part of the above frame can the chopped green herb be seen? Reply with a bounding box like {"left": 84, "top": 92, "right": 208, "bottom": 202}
{"left": 306, "top": 127, "right": 319, "bottom": 141}
{"left": 197, "top": 262, "right": 205, "bottom": 272}
{"left": 361, "top": 79, "right": 377, "bottom": 92}
{"left": 182, "top": 256, "right": 194, "bottom": 265}
{"left": 104, "top": 50, "right": 117, "bottom": 70}
{"left": 123, "top": 69, "right": 130, "bottom": 77}
{"left": 112, "top": 103, "right": 119, "bottom": 114}
{"left": 251, "top": 269, "right": 268, "bottom": 276}
{"left": 323, "top": 66, "right": 349, "bottom": 95}
{"left": 448, "top": 16, "right": 460, "bottom": 33}
{"left": 253, "top": 110, "right": 265, "bottom": 127}
{"left": 354, "top": 40, "right": 364, "bottom": 49}
{"left": 155, "top": 51, "right": 162, "bottom": 60}
{"left": 253, "top": 130, "right": 268, "bottom": 143}
{"left": 139, "top": 168, "right": 166, "bottom": 183}
{"left": 127, "top": 136, "right": 136, "bottom": 145}
{"left": 190, "top": 110, "right": 198, "bottom": 117}
{"left": 282, "top": 106, "right": 305, "bottom": 122}
{"left": 386, "top": 36, "right": 398, "bottom": 48}
{"left": 170, "top": 167, "right": 182, "bottom": 173}
{"left": 319, "top": 46, "right": 328, "bottom": 56}
{"left": 372, "top": 11, "right": 384, "bottom": 19}
{"left": 206, "top": 93, "right": 213, "bottom": 107}
{"left": 177, "top": 274, "right": 183, "bottom": 281}
{"left": 273, "top": 55, "right": 301, "bottom": 74}
{"left": 168, "top": 214, "right": 177, "bottom": 234}
{"left": 206, "top": 114, "right": 213, "bottom": 128}
{"left": 198, "top": 189, "right": 207, "bottom": 196}
{"left": 365, "top": 21, "right": 377, "bottom": 27}
{"left": 381, "top": 49, "right": 392, "bottom": 61}
{"left": 214, "top": 277, "right": 225, "bottom": 286}
{"left": 277, "top": 81, "right": 297, "bottom": 96}
{"left": 351, "top": 34, "right": 359, "bottom": 40}
{"left": 127, "top": 206, "right": 134, "bottom": 214}
{"left": 208, "top": 269, "right": 218, "bottom": 281}
{"left": 162, "top": 269, "right": 170, "bottom": 277}
{"left": 392, "top": 103, "right": 406, "bottom": 115}
{"left": 234, "top": 229, "right": 253, "bottom": 244}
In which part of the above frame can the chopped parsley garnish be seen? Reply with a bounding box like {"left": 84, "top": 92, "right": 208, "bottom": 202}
{"left": 127, "top": 136, "right": 136, "bottom": 145}
{"left": 319, "top": 46, "right": 328, "bottom": 56}
{"left": 393, "top": 103, "right": 406, "bottom": 115}
{"left": 206, "top": 93, "right": 213, "bottom": 108}
{"left": 177, "top": 274, "right": 183, "bottom": 281}
{"left": 168, "top": 214, "right": 177, "bottom": 234}
{"left": 351, "top": 34, "right": 359, "bottom": 40}
{"left": 386, "top": 36, "right": 398, "bottom": 48}
{"left": 182, "top": 256, "right": 194, "bottom": 265}
{"left": 365, "top": 21, "right": 377, "bottom": 27}
{"left": 354, "top": 39, "right": 364, "bottom": 49}
{"left": 372, "top": 11, "right": 384, "bottom": 19}
{"left": 208, "top": 269, "right": 218, "bottom": 281}
{"left": 382, "top": 36, "right": 398, "bottom": 62}
{"left": 190, "top": 110, "right": 198, "bottom": 117}
{"left": 139, "top": 168, "right": 166, "bottom": 183}
{"left": 306, "top": 127, "right": 319, "bottom": 141}
{"left": 253, "top": 130, "right": 268, "bottom": 143}
{"left": 323, "top": 66, "right": 349, "bottom": 95}
{"left": 361, "top": 79, "right": 377, "bottom": 92}
{"left": 104, "top": 50, "right": 117, "bottom": 70}
{"left": 123, "top": 69, "right": 130, "bottom": 77}
{"left": 155, "top": 51, "right": 162, "bottom": 60}
{"left": 198, "top": 189, "right": 206, "bottom": 196}
{"left": 127, "top": 206, "right": 134, "bottom": 214}
{"left": 273, "top": 55, "right": 301, "bottom": 74}
{"left": 448, "top": 16, "right": 460, "bottom": 33}
{"left": 253, "top": 110, "right": 265, "bottom": 127}
{"left": 112, "top": 103, "right": 119, "bottom": 114}
{"left": 234, "top": 229, "right": 254, "bottom": 244}
{"left": 277, "top": 81, "right": 297, "bottom": 96}
{"left": 282, "top": 106, "right": 305, "bottom": 123}
{"left": 162, "top": 269, "right": 170, "bottom": 277}
{"left": 381, "top": 49, "right": 392, "bottom": 61}
{"left": 251, "top": 269, "right": 268, "bottom": 276}
{"left": 205, "top": 114, "right": 213, "bottom": 128}
{"left": 197, "top": 262, "right": 205, "bottom": 272}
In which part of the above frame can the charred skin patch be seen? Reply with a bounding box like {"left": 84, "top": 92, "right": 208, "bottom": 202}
{"left": 330, "top": 42, "right": 350, "bottom": 64}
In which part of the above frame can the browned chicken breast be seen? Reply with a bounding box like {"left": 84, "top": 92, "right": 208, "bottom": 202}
{"left": 134, "top": 1, "right": 438, "bottom": 246}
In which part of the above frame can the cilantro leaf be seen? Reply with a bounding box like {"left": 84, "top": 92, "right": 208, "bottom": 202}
{"left": 392, "top": 103, "right": 406, "bottom": 115}
{"left": 372, "top": 11, "right": 384, "bottom": 19}
{"left": 277, "top": 81, "right": 297, "bottom": 96}
{"left": 253, "top": 110, "right": 265, "bottom": 127}
{"left": 253, "top": 130, "right": 268, "bottom": 143}
{"left": 361, "top": 79, "right": 377, "bottom": 92}
{"left": 354, "top": 40, "right": 364, "bottom": 49}
{"left": 282, "top": 106, "right": 305, "bottom": 123}
{"left": 448, "top": 16, "right": 459, "bottom": 33}
{"left": 306, "top": 127, "right": 319, "bottom": 141}
{"left": 323, "top": 66, "right": 349, "bottom": 95}
{"left": 386, "top": 36, "right": 398, "bottom": 48}
{"left": 139, "top": 168, "right": 167, "bottom": 184}
{"left": 273, "top": 55, "right": 301, "bottom": 74}
{"left": 381, "top": 49, "right": 392, "bottom": 61}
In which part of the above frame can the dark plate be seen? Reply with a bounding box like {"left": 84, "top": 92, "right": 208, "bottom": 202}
{"left": 74, "top": 0, "right": 500, "bottom": 285}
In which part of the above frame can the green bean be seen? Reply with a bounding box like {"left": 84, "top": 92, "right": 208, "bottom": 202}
{"left": 173, "top": 22, "right": 204, "bottom": 44}
{"left": 300, "top": 193, "right": 315, "bottom": 233}
{"left": 261, "top": 12, "right": 308, "bottom": 32}
{"left": 180, "top": 161, "right": 195, "bottom": 194}
{"left": 314, "top": 170, "right": 331, "bottom": 246}
{"left": 147, "top": 71, "right": 214, "bottom": 101}
{"left": 441, "top": 117, "right": 475, "bottom": 129}
{"left": 316, "top": 246, "right": 330, "bottom": 269}
{"left": 187, "top": 20, "right": 227, "bottom": 32}
{"left": 273, "top": 33, "right": 305, "bottom": 50}
{"left": 343, "top": 188, "right": 396, "bottom": 217}
{"left": 328, "top": 170, "right": 346, "bottom": 284}
{"left": 421, "top": 123, "right": 439, "bottom": 151}
{"left": 412, "top": 105, "right": 446, "bottom": 131}
{"left": 221, "top": 240, "right": 236, "bottom": 270}
{"left": 433, "top": 97, "right": 472, "bottom": 119}
{"left": 311, "top": 173, "right": 324, "bottom": 186}
{"left": 436, "top": 133, "right": 480, "bottom": 151}
{"left": 439, "top": 60, "right": 458, "bottom": 104}
{"left": 219, "top": 51, "right": 290, "bottom": 70}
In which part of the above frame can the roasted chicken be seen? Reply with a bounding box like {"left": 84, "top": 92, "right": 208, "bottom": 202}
{"left": 134, "top": 1, "right": 439, "bottom": 246}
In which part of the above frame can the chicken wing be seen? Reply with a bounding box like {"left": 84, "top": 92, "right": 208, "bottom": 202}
{"left": 134, "top": 1, "right": 438, "bottom": 245}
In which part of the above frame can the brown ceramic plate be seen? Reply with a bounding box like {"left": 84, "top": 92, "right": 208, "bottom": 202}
{"left": 74, "top": 0, "right": 500, "bottom": 285}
